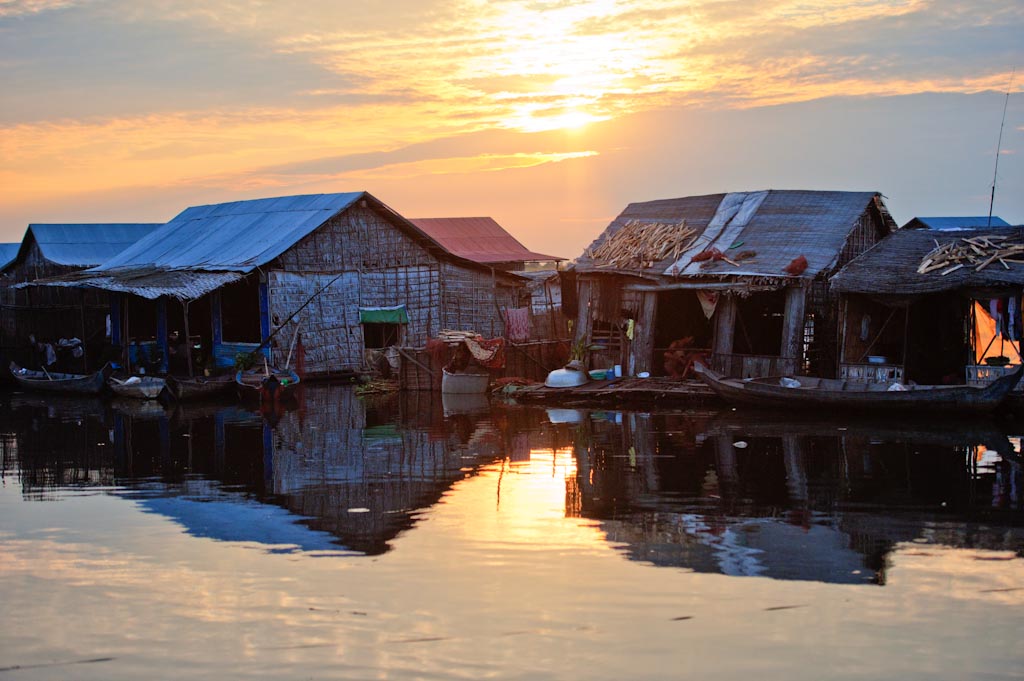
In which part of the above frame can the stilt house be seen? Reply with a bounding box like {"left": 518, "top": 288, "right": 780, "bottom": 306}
{"left": 831, "top": 224, "right": 1024, "bottom": 388}
{"left": 38, "top": 193, "right": 529, "bottom": 376}
{"left": 0, "top": 224, "right": 159, "bottom": 369}
{"left": 569, "top": 190, "right": 895, "bottom": 378}
{"left": 409, "top": 216, "right": 566, "bottom": 341}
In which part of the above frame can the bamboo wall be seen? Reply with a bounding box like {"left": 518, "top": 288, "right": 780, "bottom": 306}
{"left": 268, "top": 204, "right": 529, "bottom": 375}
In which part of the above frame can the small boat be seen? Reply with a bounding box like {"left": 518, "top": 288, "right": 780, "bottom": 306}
{"left": 441, "top": 367, "right": 490, "bottom": 394}
{"left": 9, "top": 361, "right": 112, "bottom": 395}
{"left": 693, "top": 362, "right": 1023, "bottom": 413}
{"left": 235, "top": 367, "right": 300, "bottom": 403}
{"left": 165, "top": 374, "right": 235, "bottom": 401}
{"left": 108, "top": 375, "right": 167, "bottom": 400}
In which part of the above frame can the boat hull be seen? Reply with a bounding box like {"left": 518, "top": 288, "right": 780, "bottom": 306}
{"left": 166, "top": 374, "right": 235, "bottom": 401}
{"left": 235, "top": 368, "right": 300, "bottom": 403}
{"left": 9, "top": 362, "right": 112, "bottom": 395}
{"left": 108, "top": 377, "right": 166, "bottom": 400}
{"left": 694, "top": 362, "right": 1023, "bottom": 413}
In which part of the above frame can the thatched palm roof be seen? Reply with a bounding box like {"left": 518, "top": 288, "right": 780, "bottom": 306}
{"left": 831, "top": 226, "right": 1024, "bottom": 296}
{"left": 575, "top": 190, "right": 893, "bottom": 282}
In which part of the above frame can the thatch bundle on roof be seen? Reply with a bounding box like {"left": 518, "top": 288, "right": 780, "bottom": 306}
{"left": 584, "top": 219, "right": 696, "bottom": 270}
{"left": 917, "top": 233, "right": 1024, "bottom": 275}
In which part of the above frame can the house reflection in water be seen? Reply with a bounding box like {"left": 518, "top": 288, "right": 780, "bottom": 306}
{"left": 0, "top": 385, "right": 532, "bottom": 555}
{"left": 567, "top": 409, "right": 1023, "bottom": 585}
{"left": 1, "top": 389, "right": 1020, "bottom": 583}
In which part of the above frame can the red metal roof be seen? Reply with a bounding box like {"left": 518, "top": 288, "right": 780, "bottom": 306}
{"left": 408, "top": 217, "right": 561, "bottom": 264}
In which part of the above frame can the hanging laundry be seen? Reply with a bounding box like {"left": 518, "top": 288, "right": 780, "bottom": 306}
{"left": 696, "top": 291, "right": 719, "bottom": 319}
{"left": 502, "top": 307, "right": 530, "bottom": 342}
{"left": 990, "top": 299, "right": 1006, "bottom": 337}
{"left": 1009, "top": 296, "right": 1022, "bottom": 341}
{"left": 44, "top": 343, "right": 57, "bottom": 366}
{"left": 626, "top": 319, "right": 635, "bottom": 340}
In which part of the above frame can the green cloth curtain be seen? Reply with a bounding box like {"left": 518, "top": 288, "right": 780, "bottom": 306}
{"left": 359, "top": 305, "right": 409, "bottom": 324}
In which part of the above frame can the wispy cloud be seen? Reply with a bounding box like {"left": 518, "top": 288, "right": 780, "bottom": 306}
{"left": 0, "top": 0, "right": 1021, "bottom": 226}
{"left": 0, "top": 0, "right": 82, "bottom": 17}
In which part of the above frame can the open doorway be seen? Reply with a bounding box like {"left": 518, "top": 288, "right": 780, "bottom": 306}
{"left": 653, "top": 290, "right": 714, "bottom": 376}
{"left": 733, "top": 290, "right": 785, "bottom": 356}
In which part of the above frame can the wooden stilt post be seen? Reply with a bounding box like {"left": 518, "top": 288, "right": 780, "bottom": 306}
{"left": 781, "top": 285, "right": 807, "bottom": 374}
{"left": 182, "top": 300, "right": 193, "bottom": 378}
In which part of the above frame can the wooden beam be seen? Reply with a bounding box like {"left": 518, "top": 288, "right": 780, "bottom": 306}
{"left": 781, "top": 285, "right": 807, "bottom": 367}
{"left": 713, "top": 294, "right": 737, "bottom": 357}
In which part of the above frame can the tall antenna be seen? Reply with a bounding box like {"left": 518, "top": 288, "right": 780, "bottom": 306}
{"left": 989, "top": 69, "right": 1015, "bottom": 227}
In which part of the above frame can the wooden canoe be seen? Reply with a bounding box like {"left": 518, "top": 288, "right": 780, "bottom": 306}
{"left": 9, "top": 361, "right": 112, "bottom": 395}
{"left": 165, "top": 374, "right": 235, "bottom": 401}
{"left": 108, "top": 375, "right": 166, "bottom": 400}
{"left": 693, "top": 361, "right": 1023, "bottom": 413}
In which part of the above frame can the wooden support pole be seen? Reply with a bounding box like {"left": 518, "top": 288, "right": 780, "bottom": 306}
{"left": 632, "top": 291, "right": 657, "bottom": 375}
{"left": 781, "top": 285, "right": 807, "bottom": 373}
{"left": 182, "top": 300, "right": 193, "bottom": 378}
{"left": 713, "top": 294, "right": 737, "bottom": 357}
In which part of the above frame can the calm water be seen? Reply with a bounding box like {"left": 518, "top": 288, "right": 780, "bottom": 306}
{"left": 0, "top": 384, "right": 1022, "bottom": 680}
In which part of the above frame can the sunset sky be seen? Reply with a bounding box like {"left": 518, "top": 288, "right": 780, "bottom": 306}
{"left": 1, "top": 0, "right": 1021, "bottom": 258}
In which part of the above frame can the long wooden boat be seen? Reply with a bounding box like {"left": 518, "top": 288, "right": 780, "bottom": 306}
{"left": 235, "top": 367, "right": 300, "bottom": 403}
{"left": 693, "top": 361, "right": 1023, "bottom": 413}
{"left": 165, "top": 374, "right": 235, "bottom": 401}
{"left": 108, "top": 375, "right": 166, "bottom": 400}
{"left": 9, "top": 361, "right": 112, "bottom": 395}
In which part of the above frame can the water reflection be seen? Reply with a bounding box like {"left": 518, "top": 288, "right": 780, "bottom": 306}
{"left": 570, "top": 409, "right": 1023, "bottom": 584}
{"left": 1, "top": 387, "right": 1021, "bottom": 584}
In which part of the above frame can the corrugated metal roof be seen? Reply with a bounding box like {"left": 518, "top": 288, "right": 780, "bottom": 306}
{"left": 94, "top": 193, "right": 364, "bottom": 274}
{"left": 832, "top": 226, "right": 1024, "bottom": 295}
{"left": 903, "top": 216, "right": 1011, "bottom": 230}
{"left": 408, "top": 216, "right": 561, "bottom": 264}
{"left": 24, "top": 223, "right": 161, "bottom": 267}
{"left": 0, "top": 243, "right": 19, "bottom": 271}
{"left": 576, "top": 190, "right": 894, "bottom": 280}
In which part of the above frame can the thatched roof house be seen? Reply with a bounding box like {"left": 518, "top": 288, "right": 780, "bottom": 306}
{"left": 831, "top": 225, "right": 1024, "bottom": 386}
{"left": 570, "top": 190, "right": 895, "bottom": 378}
{"left": 37, "top": 192, "right": 530, "bottom": 376}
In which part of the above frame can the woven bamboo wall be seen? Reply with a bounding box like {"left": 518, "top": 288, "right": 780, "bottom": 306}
{"left": 269, "top": 205, "right": 530, "bottom": 375}
{"left": 439, "top": 262, "right": 523, "bottom": 337}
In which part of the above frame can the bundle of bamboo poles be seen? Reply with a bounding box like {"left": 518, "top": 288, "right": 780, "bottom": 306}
{"left": 918, "top": 234, "right": 1024, "bottom": 276}
{"left": 586, "top": 219, "right": 697, "bottom": 269}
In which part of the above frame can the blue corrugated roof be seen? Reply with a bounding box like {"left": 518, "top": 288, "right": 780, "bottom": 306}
{"left": 94, "top": 193, "right": 364, "bottom": 273}
{"left": 904, "top": 216, "right": 1011, "bottom": 230}
{"left": 24, "top": 224, "right": 161, "bottom": 267}
{"left": 0, "top": 243, "right": 19, "bottom": 270}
